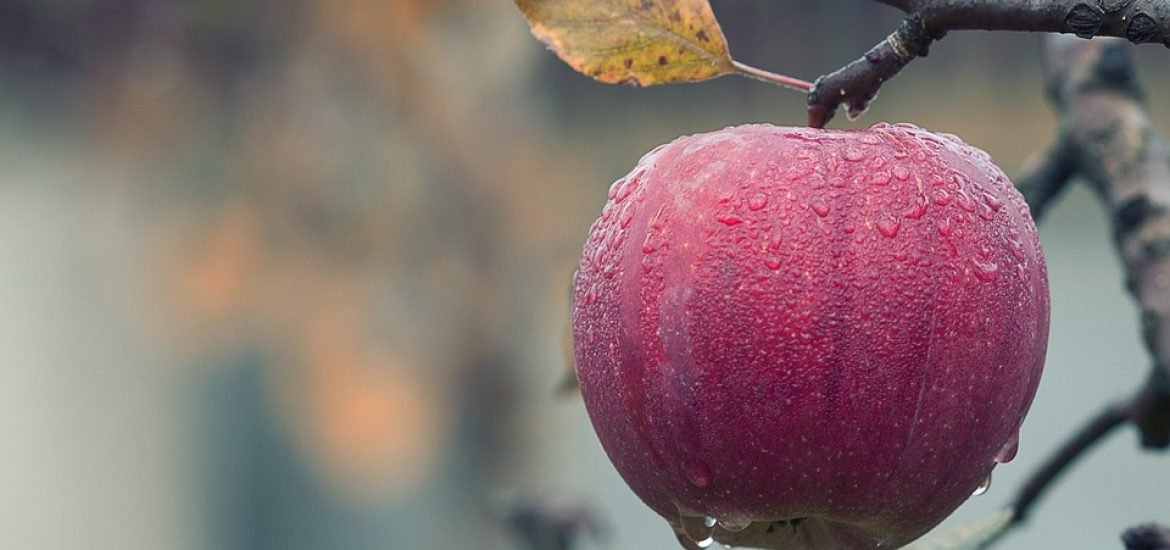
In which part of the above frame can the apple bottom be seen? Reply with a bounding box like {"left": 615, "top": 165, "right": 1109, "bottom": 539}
{"left": 669, "top": 512, "right": 925, "bottom": 550}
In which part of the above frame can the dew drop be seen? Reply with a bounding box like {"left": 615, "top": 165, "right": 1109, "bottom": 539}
{"left": 717, "top": 214, "right": 744, "bottom": 226}
{"left": 678, "top": 511, "right": 717, "bottom": 548}
{"left": 843, "top": 147, "right": 867, "bottom": 162}
{"left": 675, "top": 532, "right": 714, "bottom": 550}
{"left": 614, "top": 179, "right": 635, "bottom": 203}
{"left": 937, "top": 218, "right": 953, "bottom": 237}
{"left": 996, "top": 430, "right": 1021, "bottom": 463}
{"left": 717, "top": 515, "right": 753, "bottom": 532}
{"left": 811, "top": 201, "right": 831, "bottom": 217}
{"left": 684, "top": 461, "right": 713, "bottom": 488}
{"left": 894, "top": 252, "right": 908, "bottom": 262}
{"left": 877, "top": 217, "right": 900, "bottom": 238}
{"left": 972, "top": 472, "right": 992, "bottom": 496}
{"left": 749, "top": 193, "right": 768, "bottom": 211}
{"left": 892, "top": 165, "right": 911, "bottom": 181}
{"left": 607, "top": 178, "right": 624, "bottom": 200}
{"left": 956, "top": 192, "right": 978, "bottom": 213}
{"left": 977, "top": 194, "right": 1001, "bottom": 214}
{"left": 977, "top": 205, "right": 996, "bottom": 221}
{"left": 933, "top": 190, "right": 951, "bottom": 206}
{"left": 972, "top": 258, "right": 1000, "bottom": 281}
{"left": 620, "top": 206, "right": 635, "bottom": 228}
{"left": 903, "top": 198, "right": 928, "bottom": 220}
{"left": 765, "top": 257, "right": 782, "bottom": 270}
{"left": 870, "top": 156, "right": 888, "bottom": 170}
{"left": 871, "top": 171, "right": 893, "bottom": 186}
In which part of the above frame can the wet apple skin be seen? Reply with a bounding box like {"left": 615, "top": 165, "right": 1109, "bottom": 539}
{"left": 572, "top": 124, "right": 1049, "bottom": 549}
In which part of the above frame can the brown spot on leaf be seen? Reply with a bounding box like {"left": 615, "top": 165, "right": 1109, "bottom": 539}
{"left": 624, "top": 58, "right": 633, "bottom": 69}
{"left": 670, "top": 10, "right": 682, "bottom": 23}
{"left": 658, "top": 55, "right": 668, "bottom": 65}
{"left": 696, "top": 30, "right": 710, "bottom": 42}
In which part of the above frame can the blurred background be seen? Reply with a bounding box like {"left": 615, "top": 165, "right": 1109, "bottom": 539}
{"left": 0, "top": 1, "right": 1167, "bottom": 549}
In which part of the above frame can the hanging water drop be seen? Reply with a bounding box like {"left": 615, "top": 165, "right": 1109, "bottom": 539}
{"left": 972, "top": 472, "right": 992, "bottom": 496}
{"left": 677, "top": 511, "right": 717, "bottom": 548}
{"left": 811, "top": 201, "right": 830, "bottom": 217}
{"left": 995, "top": 429, "right": 1021, "bottom": 463}
{"left": 717, "top": 515, "right": 753, "bottom": 532}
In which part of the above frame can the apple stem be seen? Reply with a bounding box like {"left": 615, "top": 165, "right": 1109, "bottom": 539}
{"left": 729, "top": 61, "right": 812, "bottom": 93}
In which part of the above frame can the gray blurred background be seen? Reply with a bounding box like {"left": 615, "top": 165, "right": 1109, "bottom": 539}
{"left": 0, "top": 1, "right": 1166, "bottom": 549}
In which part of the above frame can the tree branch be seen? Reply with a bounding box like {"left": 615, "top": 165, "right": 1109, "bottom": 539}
{"left": 1122, "top": 523, "right": 1170, "bottom": 550}
{"left": 964, "top": 33, "right": 1170, "bottom": 549}
{"left": 1032, "top": 35, "right": 1170, "bottom": 446}
{"left": 808, "top": 0, "right": 1170, "bottom": 126}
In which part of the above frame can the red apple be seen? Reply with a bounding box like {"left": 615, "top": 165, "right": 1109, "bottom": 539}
{"left": 571, "top": 123, "right": 1048, "bottom": 549}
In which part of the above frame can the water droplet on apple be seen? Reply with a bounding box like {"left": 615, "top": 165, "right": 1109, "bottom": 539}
{"left": 677, "top": 511, "right": 717, "bottom": 548}
{"left": 871, "top": 171, "right": 893, "bottom": 186}
{"left": 717, "top": 515, "right": 753, "bottom": 532}
{"left": 877, "top": 218, "right": 900, "bottom": 238}
{"left": 892, "top": 165, "right": 911, "bottom": 181}
{"left": 621, "top": 206, "right": 636, "bottom": 228}
{"left": 717, "top": 214, "right": 744, "bottom": 226}
{"left": 749, "top": 193, "right": 768, "bottom": 211}
{"left": 843, "top": 147, "right": 867, "bottom": 162}
{"left": 933, "top": 190, "right": 951, "bottom": 206}
{"left": 684, "top": 461, "right": 713, "bottom": 488}
{"left": 996, "top": 429, "right": 1021, "bottom": 463}
{"left": 956, "top": 192, "right": 978, "bottom": 213}
{"left": 811, "top": 201, "right": 830, "bottom": 217}
{"left": 675, "top": 532, "right": 714, "bottom": 550}
{"left": 937, "top": 218, "right": 953, "bottom": 237}
{"left": 983, "top": 192, "right": 1003, "bottom": 211}
{"left": 765, "top": 257, "right": 782, "bottom": 270}
{"left": 903, "top": 198, "right": 928, "bottom": 220}
{"left": 972, "top": 258, "right": 1000, "bottom": 281}
{"left": 972, "top": 472, "right": 992, "bottom": 496}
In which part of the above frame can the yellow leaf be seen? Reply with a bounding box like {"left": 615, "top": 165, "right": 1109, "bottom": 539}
{"left": 514, "top": 0, "right": 735, "bottom": 87}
